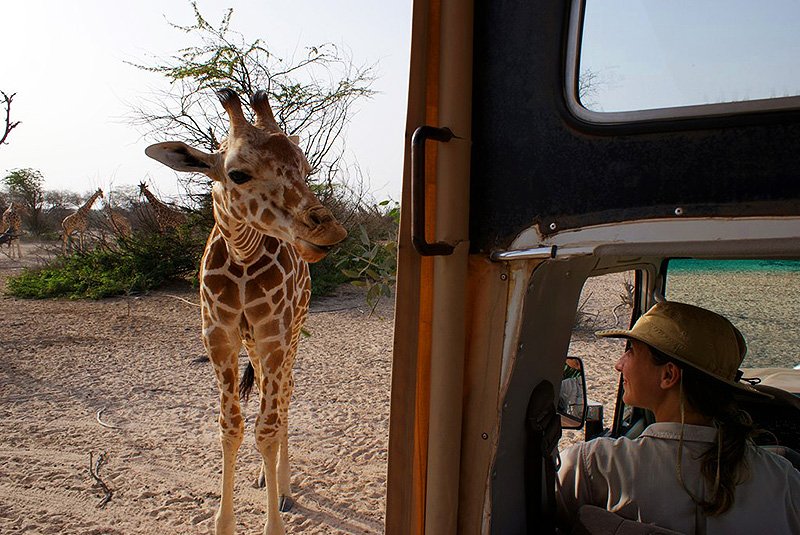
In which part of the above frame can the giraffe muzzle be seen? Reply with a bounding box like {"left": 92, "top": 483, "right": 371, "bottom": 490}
{"left": 298, "top": 239, "right": 335, "bottom": 254}
{"left": 295, "top": 239, "right": 335, "bottom": 263}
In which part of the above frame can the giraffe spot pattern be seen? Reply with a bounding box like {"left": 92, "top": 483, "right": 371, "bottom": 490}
{"left": 171, "top": 94, "right": 346, "bottom": 534}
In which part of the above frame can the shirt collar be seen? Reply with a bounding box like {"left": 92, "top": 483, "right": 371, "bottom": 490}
{"left": 640, "top": 422, "right": 717, "bottom": 443}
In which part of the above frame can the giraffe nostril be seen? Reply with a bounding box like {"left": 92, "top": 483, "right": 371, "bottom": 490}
{"left": 306, "top": 207, "right": 330, "bottom": 228}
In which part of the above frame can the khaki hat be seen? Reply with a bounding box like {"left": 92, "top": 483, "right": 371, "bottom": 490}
{"left": 597, "top": 301, "right": 765, "bottom": 396}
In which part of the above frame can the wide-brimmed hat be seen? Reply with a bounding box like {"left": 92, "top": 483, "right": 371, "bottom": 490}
{"left": 596, "top": 301, "right": 767, "bottom": 397}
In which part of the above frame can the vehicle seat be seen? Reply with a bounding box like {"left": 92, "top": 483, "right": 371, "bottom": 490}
{"left": 740, "top": 383, "right": 800, "bottom": 458}
{"left": 623, "top": 417, "right": 647, "bottom": 439}
{"left": 571, "top": 505, "right": 683, "bottom": 535}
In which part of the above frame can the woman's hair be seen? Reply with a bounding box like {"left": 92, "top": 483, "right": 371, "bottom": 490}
{"left": 648, "top": 346, "right": 758, "bottom": 516}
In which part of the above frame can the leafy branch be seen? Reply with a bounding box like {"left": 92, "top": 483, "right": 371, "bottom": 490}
{"left": 126, "top": 1, "right": 377, "bottom": 196}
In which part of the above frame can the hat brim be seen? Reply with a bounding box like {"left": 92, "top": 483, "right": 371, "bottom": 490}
{"left": 596, "top": 328, "right": 772, "bottom": 399}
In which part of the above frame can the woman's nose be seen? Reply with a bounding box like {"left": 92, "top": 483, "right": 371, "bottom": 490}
{"left": 614, "top": 351, "right": 627, "bottom": 372}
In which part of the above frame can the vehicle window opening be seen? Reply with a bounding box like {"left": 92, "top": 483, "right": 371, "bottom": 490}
{"left": 560, "top": 269, "right": 639, "bottom": 449}
{"left": 665, "top": 259, "right": 800, "bottom": 369}
{"left": 662, "top": 258, "right": 800, "bottom": 454}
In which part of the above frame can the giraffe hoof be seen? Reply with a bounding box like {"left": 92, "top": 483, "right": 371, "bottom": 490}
{"left": 254, "top": 472, "right": 266, "bottom": 488}
{"left": 278, "top": 496, "right": 294, "bottom": 512}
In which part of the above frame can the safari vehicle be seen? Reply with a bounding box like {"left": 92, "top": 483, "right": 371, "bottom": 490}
{"left": 385, "top": 1, "right": 800, "bottom": 534}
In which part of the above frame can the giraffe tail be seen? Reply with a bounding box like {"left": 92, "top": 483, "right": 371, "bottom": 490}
{"left": 239, "top": 362, "right": 255, "bottom": 402}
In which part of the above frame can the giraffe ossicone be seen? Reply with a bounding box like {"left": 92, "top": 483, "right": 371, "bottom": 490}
{"left": 146, "top": 88, "right": 346, "bottom": 535}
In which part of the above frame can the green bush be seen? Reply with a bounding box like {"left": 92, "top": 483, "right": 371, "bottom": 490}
{"left": 6, "top": 230, "right": 204, "bottom": 299}
{"left": 5, "top": 200, "right": 399, "bottom": 302}
{"left": 335, "top": 200, "right": 399, "bottom": 310}
{"left": 308, "top": 199, "right": 399, "bottom": 302}
{"left": 309, "top": 252, "right": 351, "bottom": 297}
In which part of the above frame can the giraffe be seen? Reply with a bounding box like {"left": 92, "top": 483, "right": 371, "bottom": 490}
{"left": 1, "top": 202, "right": 24, "bottom": 258}
{"left": 103, "top": 203, "right": 132, "bottom": 237}
{"left": 138, "top": 182, "right": 187, "bottom": 232}
{"left": 145, "top": 88, "right": 347, "bottom": 535}
{"left": 61, "top": 188, "right": 103, "bottom": 253}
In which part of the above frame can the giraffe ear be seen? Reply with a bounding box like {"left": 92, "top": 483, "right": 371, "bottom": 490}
{"left": 145, "top": 142, "right": 218, "bottom": 174}
{"left": 288, "top": 135, "right": 300, "bottom": 145}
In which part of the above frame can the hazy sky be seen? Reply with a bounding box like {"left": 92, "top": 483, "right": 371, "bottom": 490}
{"left": 5, "top": 1, "right": 799, "bottom": 205}
{"left": 580, "top": 0, "right": 800, "bottom": 112}
{"left": 0, "top": 0, "right": 412, "bottom": 202}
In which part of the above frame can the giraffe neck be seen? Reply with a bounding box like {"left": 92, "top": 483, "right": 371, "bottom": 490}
{"left": 3, "top": 208, "right": 20, "bottom": 231}
{"left": 142, "top": 187, "right": 167, "bottom": 209}
{"left": 78, "top": 192, "right": 101, "bottom": 215}
{"left": 214, "top": 201, "right": 267, "bottom": 263}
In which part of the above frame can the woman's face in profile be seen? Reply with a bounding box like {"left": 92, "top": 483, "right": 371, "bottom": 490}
{"left": 614, "top": 340, "right": 665, "bottom": 410}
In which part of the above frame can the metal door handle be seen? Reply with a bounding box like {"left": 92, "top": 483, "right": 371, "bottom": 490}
{"left": 411, "top": 125, "right": 457, "bottom": 256}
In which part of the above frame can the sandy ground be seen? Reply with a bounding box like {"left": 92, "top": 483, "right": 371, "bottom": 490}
{"left": 0, "top": 242, "right": 393, "bottom": 534}
{"left": 1, "top": 241, "right": 793, "bottom": 533}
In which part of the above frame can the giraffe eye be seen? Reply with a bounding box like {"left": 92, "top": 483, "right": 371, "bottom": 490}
{"left": 228, "top": 170, "right": 252, "bottom": 185}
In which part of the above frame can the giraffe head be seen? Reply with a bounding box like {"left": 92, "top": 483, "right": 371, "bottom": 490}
{"left": 145, "top": 89, "right": 347, "bottom": 262}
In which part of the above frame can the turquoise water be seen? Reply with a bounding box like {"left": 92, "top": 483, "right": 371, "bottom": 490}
{"left": 669, "top": 259, "right": 800, "bottom": 273}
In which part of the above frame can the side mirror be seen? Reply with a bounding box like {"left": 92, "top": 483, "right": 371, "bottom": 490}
{"left": 558, "top": 356, "right": 588, "bottom": 429}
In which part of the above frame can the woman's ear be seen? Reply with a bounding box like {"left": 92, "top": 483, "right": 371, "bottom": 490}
{"left": 660, "top": 362, "right": 682, "bottom": 390}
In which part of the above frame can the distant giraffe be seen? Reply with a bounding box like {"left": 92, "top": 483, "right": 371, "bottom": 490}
{"left": 138, "top": 182, "right": 187, "bottom": 232}
{"left": 103, "top": 203, "right": 132, "bottom": 237}
{"left": 1, "top": 202, "right": 24, "bottom": 258}
{"left": 62, "top": 188, "right": 103, "bottom": 253}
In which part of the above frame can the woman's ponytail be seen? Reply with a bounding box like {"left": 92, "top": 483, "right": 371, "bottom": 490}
{"left": 651, "top": 348, "right": 759, "bottom": 516}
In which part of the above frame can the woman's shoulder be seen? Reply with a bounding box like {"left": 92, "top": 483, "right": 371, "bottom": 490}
{"left": 561, "top": 435, "right": 642, "bottom": 466}
{"left": 563, "top": 425, "right": 689, "bottom": 464}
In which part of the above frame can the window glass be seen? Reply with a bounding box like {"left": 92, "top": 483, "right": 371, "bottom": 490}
{"left": 578, "top": 0, "right": 800, "bottom": 113}
{"left": 665, "top": 259, "right": 800, "bottom": 369}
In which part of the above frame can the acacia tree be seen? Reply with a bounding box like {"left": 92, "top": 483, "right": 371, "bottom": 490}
{"left": 1, "top": 90, "right": 20, "bottom": 147}
{"left": 3, "top": 168, "right": 45, "bottom": 233}
{"left": 128, "top": 2, "right": 377, "bottom": 206}
{"left": 578, "top": 68, "right": 604, "bottom": 111}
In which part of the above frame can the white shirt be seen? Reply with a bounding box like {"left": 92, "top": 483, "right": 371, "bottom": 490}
{"left": 557, "top": 422, "right": 800, "bottom": 534}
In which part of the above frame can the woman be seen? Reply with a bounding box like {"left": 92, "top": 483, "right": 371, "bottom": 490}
{"left": 557, "top": 301, "right": 800, "bottom": 534}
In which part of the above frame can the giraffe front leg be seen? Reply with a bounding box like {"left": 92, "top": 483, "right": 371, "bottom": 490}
{"left": 254, "top": 429, "right": 292, "bottom": 510}
{"left": 255, "top": 443, "right": 291, "bottom": 513}
{"left": 215, "top": 386, "right": 245, "bottom": 535}
{"left": 255, "top": 434, "right": 284, "bottom": 535}
{"left": 255, "top": 381, "right": 293, "bottom": 514}
{"left": 254, "top": 373, "right": 291, "bottom": 535}
{"left": 206, "top": 333, "right": 245, "bottom": 535}
{"left": 216, "top": 428, "right": 244, "bottom": 535}
{"left": 277, "top": 427, "right": 293, "bottom": 512}
{"left": 276, "top": 373, "right": 294, "bottom": 511}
